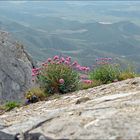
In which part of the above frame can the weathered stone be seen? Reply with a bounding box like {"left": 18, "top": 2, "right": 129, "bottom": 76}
{"left": 0, "top": 78, "right": 140, "bottom": 139}
{"left": 0, "top": 131, "right": 16, "bottom": 140}
{"left": 0, "top": 120, "right": 6, "bottom": 130}
{"left": 17, "top": 132, "right": 53, "bottom": 140}
{"left": 75, "top": 97, "right": 90, "bottom": 104}
{"left": 0, "top": 31, "right": 34, "bottom": 104}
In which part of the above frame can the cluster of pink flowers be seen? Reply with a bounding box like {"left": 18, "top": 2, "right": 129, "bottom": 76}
{"left": 94, "top": 57, "right": 113, "bottom": 66}
{"left": 32, "top": 68, "right": 41, "bottom": 77}
{"left": 96, "top": 61, "right": 110, "bottom": 65}
{"left": 31, "top": 55, "right": 92, "bottom": 84}
{"left": 78, "top": 66, "right": 90, "bottom": 72}
{"left": 80, "top": 74, "right": 93, "bottom": 85}
{"left": 31, "top": 56, "right": 115, "bottom": 86}
{"left": 40, "top": 55, "right": 91, "bottom": 73}
{"left": 32, "top": 68, "right": 42, "bottom": 82}
{"left": 59, "top": 78, "right": 65, "bottom": 84}
{"left": 82, "top": 80, "right": 93, "bottom": 84}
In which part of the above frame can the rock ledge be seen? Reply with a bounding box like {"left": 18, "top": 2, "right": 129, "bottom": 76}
{"left": 0, "top": 77, "right": 140, "bottom": 139}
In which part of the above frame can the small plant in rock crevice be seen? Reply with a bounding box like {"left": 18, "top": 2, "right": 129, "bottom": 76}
{"left": 118, "top": 64, "right": 137, "bottom": 81}
{"left": 90, "top": 58, "right": 137, "bottom": 84}
{"left": 4, "top": 101, "right": 20, "bottom": 111}
{"left": 25, "top": 87, "right": 46, "bottom": 104}
{"left": 90, "top": 58, "right": 120, "bottom": 84}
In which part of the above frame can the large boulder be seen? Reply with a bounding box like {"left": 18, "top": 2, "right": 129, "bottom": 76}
{"left": 0, "top": 78, "right": 140, "bottom": 139}
{"left": 0, "top": 31, "right": 34, "bottom": 104}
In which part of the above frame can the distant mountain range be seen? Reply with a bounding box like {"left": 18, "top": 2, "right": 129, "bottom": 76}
{"left": 0, "top": 1, "right": 140, "bottom": 71}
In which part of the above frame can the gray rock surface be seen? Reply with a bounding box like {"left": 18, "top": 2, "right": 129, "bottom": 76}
{"left": 0, "top": 77, "right": 140, "bottom": 139}
{"left": 0, "top": 31, "right": 33, "bottom": 104}
{"left": 0, "top": 131, "right": 16, "bottom": 140}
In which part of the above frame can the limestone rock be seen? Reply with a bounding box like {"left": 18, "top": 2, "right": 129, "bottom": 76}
{"left": 0, "top": 78, "right": 140, "bottom": 139}
{"left": 0, "top": 31, "right": 34, "bottom": 104}
{"left": 0, "top": 131, "right": 16, "bottom": 140}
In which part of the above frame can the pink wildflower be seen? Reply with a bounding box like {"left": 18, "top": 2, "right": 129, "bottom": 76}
{"left": 72, "top": 61, "right": 78, "bottom": 66}
{"left": 32, "top": 73, "right": 36, "bottom": 77}
{"left": 86, "top": 67, "right": 90, "bottom": 72}
{"left": 64, "top": 61, "right": 70, "bottom": 65}
{"left": 51, "top": 61, "right": 55, "bottom": 64}
{"left": 32, "top": 68, "right": 37, "bottom": 73}
{"left": 83, "top": 80, "right": 92, "bottom": 84}
{"left": 76, "top": 65, "right": 81, "bottom": 69}
{"left": 82, "top": 67, "right": 87, "bottom": 71}
{"left": 53, "top": 55, "right": 59, "bottom": 60}
{"left": 66, "top": 56, "right": 71, "bottom": 62}
{"left": 56, "top": 61, "right": 62, "bottom": 64}
{"left": 35, "top": 68, "right": 41, "bottom": 71}
{"left": 59, "top": 79, "right": 65, "bottom": 84}
{"left": 79, "top": 66, "right": 86, "bottom": 71}
{"left": 79, "top": 67, "right": 83, "bottom": 71}
{"left": 47, "top": 58, "right": 52, "bottom": 62}
{"left": 61, "top": 57, "right": 65, "bottom": 62}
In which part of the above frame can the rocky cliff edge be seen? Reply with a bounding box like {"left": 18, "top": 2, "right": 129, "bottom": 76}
{"left": 0, "top": 31, "right": 34, "bottom": 104}
{"left": 0, "top": 77, "right": 140, "bottom": 140}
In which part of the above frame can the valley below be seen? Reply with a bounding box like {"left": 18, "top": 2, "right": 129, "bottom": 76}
{"left": 0, "top": 1, "right": 140, "bottom": 71}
